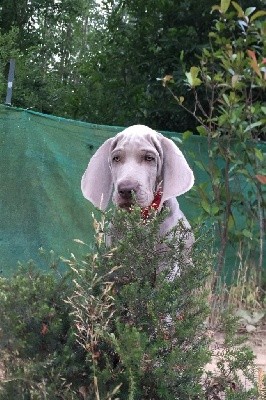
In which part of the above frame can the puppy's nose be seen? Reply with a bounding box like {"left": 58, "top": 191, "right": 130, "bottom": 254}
{"left": 118, "top": 181, "right": 138, "bottom": 200}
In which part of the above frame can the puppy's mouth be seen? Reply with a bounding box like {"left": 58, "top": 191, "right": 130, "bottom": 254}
{"left": 116, "top": 193, "right": 152, "bottom": 210}
{"left": 118, "top": 202, "right": 134, "bottom": 211}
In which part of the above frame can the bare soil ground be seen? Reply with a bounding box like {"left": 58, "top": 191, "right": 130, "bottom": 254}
{"left": 0, "top": 363, "right": 3, "bottom": 381}
{"left": 204, "top": 321, "right": 266, "bottom": 395}
{"left": 246, "top": 323, "right": 266, "bottom": 373}
{"left": 208, "top": 323, "right": 266, "bottom": 370}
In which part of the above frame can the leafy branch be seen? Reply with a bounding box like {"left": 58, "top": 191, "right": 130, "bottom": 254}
{"left": 161, "top": 0, "right": 266, "bottom": 287}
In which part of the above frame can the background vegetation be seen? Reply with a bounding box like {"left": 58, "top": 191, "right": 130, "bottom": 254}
{"left": 0, "top": 0, "right": 263, "bottom": 131}
{"left": 162, "top": 0, "right": 265, "bottom": 286}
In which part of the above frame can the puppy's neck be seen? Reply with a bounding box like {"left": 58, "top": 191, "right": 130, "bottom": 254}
{"left": 141, "top": 186, "right": 163, "bottom": 220}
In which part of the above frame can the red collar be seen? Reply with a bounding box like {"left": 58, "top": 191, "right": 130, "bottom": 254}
{"left": 141, "top": 187, "right": 163, "bottom": 220}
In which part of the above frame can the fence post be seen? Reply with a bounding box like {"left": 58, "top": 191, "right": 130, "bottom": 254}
{"left": 5, "top": 59, "right": 16, "bottom": 105}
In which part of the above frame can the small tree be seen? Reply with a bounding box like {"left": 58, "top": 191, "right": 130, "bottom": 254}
{"left": 162, "top": 0, "right": 266, "bottom": 287}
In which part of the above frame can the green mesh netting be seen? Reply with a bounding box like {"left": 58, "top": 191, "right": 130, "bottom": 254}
{"left": 0, "top": 105, "right": 265, "bottom": 277}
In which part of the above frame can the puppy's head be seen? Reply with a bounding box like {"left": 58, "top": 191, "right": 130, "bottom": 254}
{"left": 81, "top": 125, "right": 194, "bottom": 210}
{"left": 109, "top": 127, "right": 163, "bottom": 209}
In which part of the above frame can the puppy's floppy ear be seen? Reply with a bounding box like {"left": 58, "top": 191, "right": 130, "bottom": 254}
{"left": 160, "top": 136, "right": 194, "bottom": 204}
{"left": 81, "top": 138, "right": 113, "bottom": 210}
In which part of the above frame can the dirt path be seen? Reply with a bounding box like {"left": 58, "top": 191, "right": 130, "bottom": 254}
{"left": 204, "top": 322, "right": 266, "bottom": 395}
{"left": 248, "top": 325, "right": 266, "bottom": 373}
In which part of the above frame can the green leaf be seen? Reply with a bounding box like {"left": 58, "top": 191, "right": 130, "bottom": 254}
{"left": 170, "top": 136, "right": 182, "bottom": 144}
{"left": 222, "top": 94, "right": 230, "bottom": 106}
{"left": 212, "top": 205, "right": 220, "bottom": 215}
{"left": 261, "top": 106, "right": 266, "bottom": 115}
{"left": 196, "top": 183, "right": 209, "bottom": 202}
{"left": 211, "top": 5, "right": 221, "bottom": 13}
{"left": 201, "top": 200, "right": 211, "bottom": 214}
{"left": 194, "top": 160, "right": 206, "bottom": 172}
{"left": 213, "top": 73, "right": 223, "bottom": 82}
{"left": 202, "top": 48, "right": 211, "bottom": 57}
{"left": 196, "top": 125, "right": 208, "bottom": 136}
{"left": 218, "top": 114, "right": 228, "bottom": 126}
{"left": 237, "top": 168, "right": 250, "bottom": 178}
{"left": 183, "top": 130, "right": 193, "bottom": 140}
{"left": 201, "top": 202, "right": 220, "bottom": 216}
{"left": 228, "top": 214, "right": 235, "bottom": 231}
{"left": 242, "top": 229, "right": 253, "bottom": 239}
{"left": 231, "top": 74, "right": 240, "bottom": 88}
{"left": 185, "top": 66, "right": 202, "bottom": 88}
{"left": 178, "top": 96, "right": 185, "bottom": 105}
{"left": 244, "top": 121, "right": 262, "bottom": 132}
{"left": 250, "top": 10, "right": 266, "bottom": 21}
{"left": 245, "top": 7, "right": 256, "bottom": 17}
{"left": 254, "top": 148, "right": 264, "bottom": 161}
{"left": 231, "top": 1, "right": 244, "bottom": 17}
{"left": 221, "top": 0, "right": 231, "bottom": 14}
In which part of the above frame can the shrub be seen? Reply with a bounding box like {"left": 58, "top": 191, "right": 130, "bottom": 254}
{"left": 0, "top": 207, "right": 260, "bottom": 399}
{"left": 67, "top": 207, "right": 214, "bottom": 399}
{"left": 0, "top": 258, "right": 87, "bottom": 399}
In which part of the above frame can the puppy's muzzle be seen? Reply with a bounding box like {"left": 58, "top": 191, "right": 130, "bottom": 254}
{"left": 117, "top": 180, "right": 139, "bottom": 205}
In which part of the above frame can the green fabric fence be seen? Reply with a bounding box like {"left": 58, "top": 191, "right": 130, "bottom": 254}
{"left": 0, "top": 105, "right": 265, "bottom": 277}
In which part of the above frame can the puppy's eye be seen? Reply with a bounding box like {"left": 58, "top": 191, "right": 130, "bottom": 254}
{"left": 112, "top": 156, "right": 120, "bottom": 162}
{"left": 145, "top": 155, "right": 155, "bottom": 162}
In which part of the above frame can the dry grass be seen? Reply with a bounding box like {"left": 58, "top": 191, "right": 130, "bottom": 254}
{"left": 207, "top": 258, "right": 265, "bottom": 328}
{"left": 201, "top": 256, "right": 266, "bottom": 399}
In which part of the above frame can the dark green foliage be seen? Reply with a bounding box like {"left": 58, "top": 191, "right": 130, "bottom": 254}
{"left": 0, "top": 206, "right": 260, "bottom": 399}
{"left": 0, "top": 259, "right": 88, "bottom": 399}
{"left": 163, "top": 0, "right": 266, "bottom": 283}
{"left": 67, "top": 207, "right": 213, "bottom": 399}
{"left": 1, "top": 0, "right": 260, "bottom": 131}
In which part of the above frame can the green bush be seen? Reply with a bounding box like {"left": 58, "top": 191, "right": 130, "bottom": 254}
{"left": 0, "top": 207, "right": 259, "bottom": 399}
{"left": 0, "top": 259, "right": 88, "bottom": 399}
{"left": 67, "top": 207, "right": 212, "bottom": 399}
